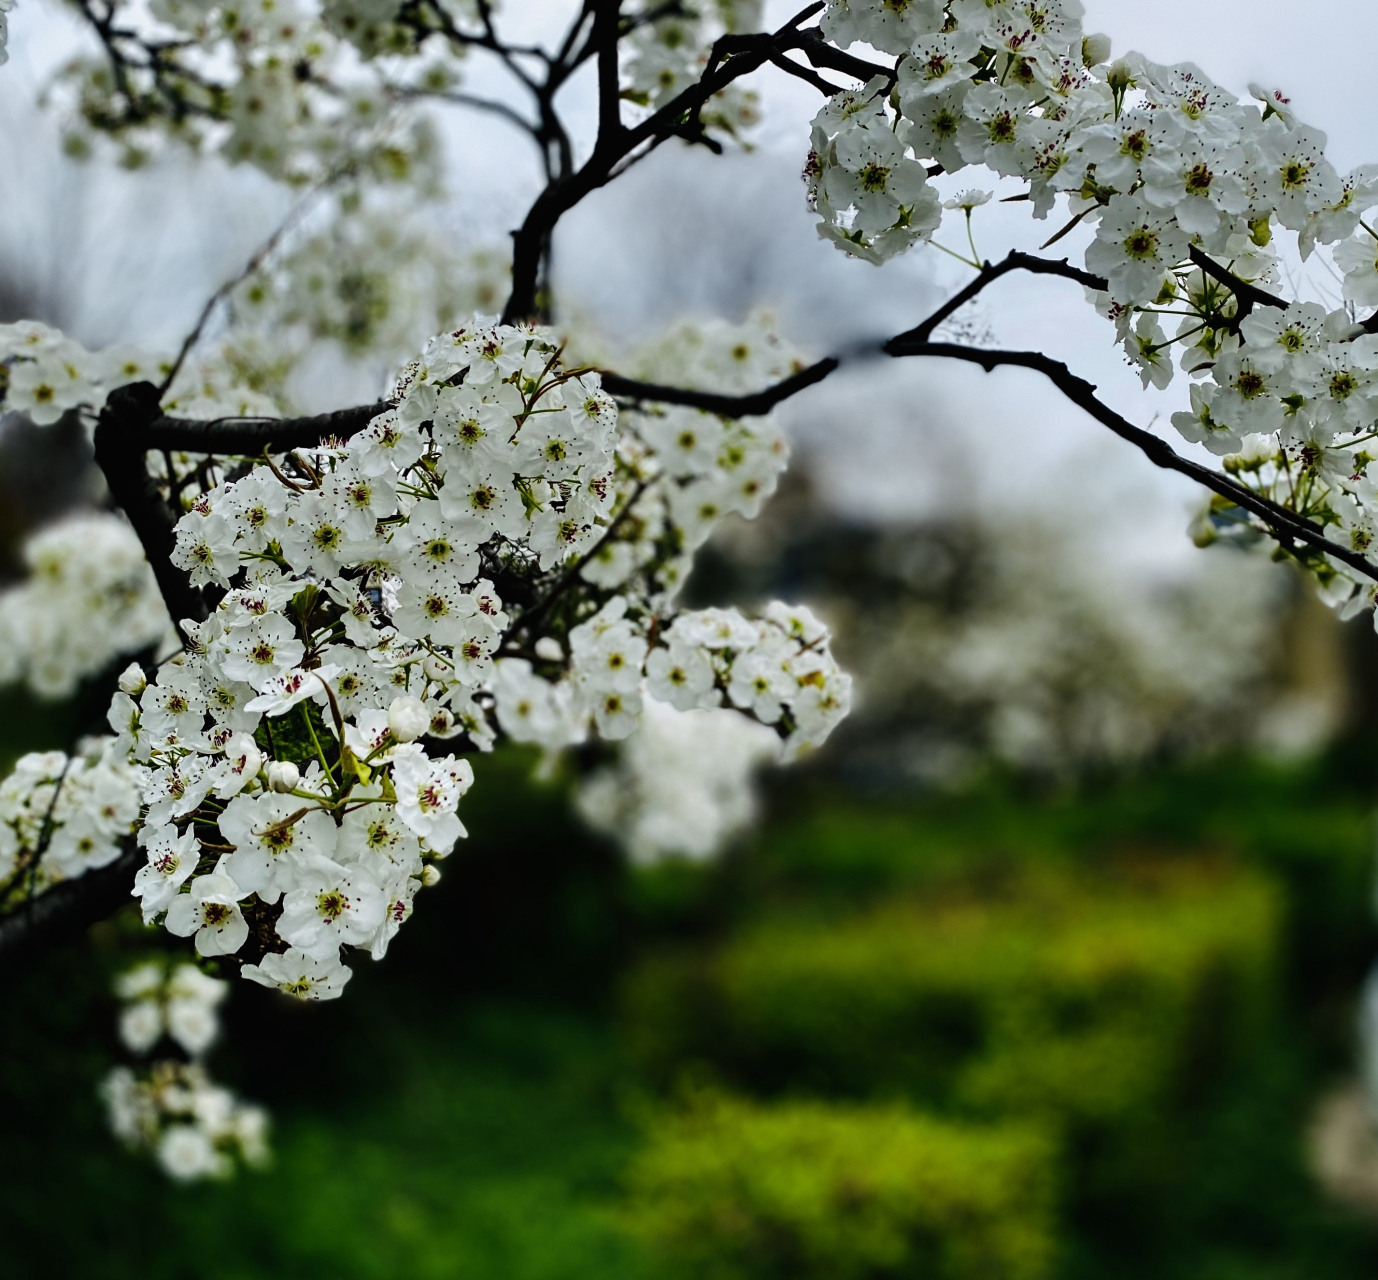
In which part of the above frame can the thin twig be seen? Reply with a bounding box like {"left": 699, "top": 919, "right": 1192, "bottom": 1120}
{"left": 888, "top": 251, "right": 1108, "bottom": 348}
{"left": 393, "top": 85, "right": 537, "bottom": 136}
{"left": 506, "top": 480, "right": 651, "bottom": 639}
{"left": 156, "top": 175, "right": 344, "bottom": 398}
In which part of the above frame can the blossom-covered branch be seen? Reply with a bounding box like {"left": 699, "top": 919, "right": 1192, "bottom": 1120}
{"left": 883, "top": 338, "right": 1378, "bottom": 585}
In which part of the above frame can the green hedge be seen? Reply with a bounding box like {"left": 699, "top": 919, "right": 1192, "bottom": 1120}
{"left": 624, "top": 860, "right": 1281, "bottom": 1213}
{"left": 625, "top": 1093, "right": 1058, "bottom": 1280}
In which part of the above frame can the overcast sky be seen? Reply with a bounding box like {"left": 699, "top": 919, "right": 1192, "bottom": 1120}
{"left": 4, "top": 0, "right": 1377, "bottom": 581}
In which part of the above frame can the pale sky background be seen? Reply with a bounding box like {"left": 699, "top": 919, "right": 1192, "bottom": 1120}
{"left": 3, "top": 0, "right": 1378, "bottom": 584}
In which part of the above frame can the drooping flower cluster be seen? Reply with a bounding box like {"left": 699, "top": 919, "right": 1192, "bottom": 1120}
{"left": 102, "top": 959, "right": 269, "bottom": 1181}
{"left": 576, "top": 693, "right": 780, "bottom": 864}
{"left": 106, "top": 320, "right": 848, "bottom": 997}
{"left": 807, "top": 76, "right": 943, "bottom": 264}
{"left": 0, "top": 513, "right": 174, "bottom": 699}
{"left": 806, "top": 0, "right": 1378, "bottom": 620}
{"left": 0, "top": 741, "right": 145, "bottom": 909}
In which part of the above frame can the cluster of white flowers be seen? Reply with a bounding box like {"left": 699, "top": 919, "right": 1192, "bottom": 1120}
{"left": 807, "top": 77, "right": 943, "bottom": 263}
{"left": 97, "top": 320, "right": 847, "bottom": 998}
{"left": 619, "top": 312, "right": 805, "bottom": 395}
{"left": 225, "top": 204, "right": 511, "bottom": 399}
{"left": 572, "top": 314, "right": 801, "bottom": 599}
{"left": 115, "top": 957, "right": 227, "bottom": 1054}
{"left": 576, "top": 694, "right": 779, "bottom": 864}
{"left": 0, "top": 741, "right": 144, "bottom": 908}
{"left": 0, "top": 321, "right": 165, "bottom": 426}
{"left": 809, "top": 0, "right": 1378, "bottom": 620}
{"left": 0, "top": 320, "right": 277, "bottom": 426}
{"left": 0, "top": 513, "right": 174, "bottom": 699}
{"left": 102, "top": 959, "right": 269, "bottom": 1181}
{"left": 56, "top": 0, "right": 449, "bottom": 184}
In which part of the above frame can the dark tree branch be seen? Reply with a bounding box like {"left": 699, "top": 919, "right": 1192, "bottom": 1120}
{"left": 95, "top": 383, "right": 211, "bottom": 635}
{"left": 601, "top": 357, "right": 840, "bottom": 416}
{"left": 592, "top": 0, "right": 624, "bottom": 146}
{"left": 881, "top": 339, "right": 1378, "bottom": 584}
{"left": 140, "top": 400, "right": 392, "bottom": 453}
{"left": 888, "top": 251, "right": 1108, "bottom": 348}
{"left": 767, "top": 51, "right": 844, "bottom": 96}
{"left": 0, "top": 843, "right": 140, "bottom": 968}
{"left": 1187, "top": 245, "right": 1288, "bottom": 321}
{"left": 95, "top": 386, "right": 391, "bottom": 632}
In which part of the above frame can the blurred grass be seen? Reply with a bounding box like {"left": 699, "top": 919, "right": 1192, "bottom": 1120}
{"left": 1, "top": 741, "right": 1378, "bottom": 1278}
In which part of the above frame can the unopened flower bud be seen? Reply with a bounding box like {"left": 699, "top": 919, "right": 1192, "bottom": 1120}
{"left": 388, "top": 695, "right": 430, "bottom": 743}
{"left": 224, "top": 733, "right": 265, "bottom": 793}
{"left": 1105, "top": 58, "right": 1135, "bottom": 93}
{"left": 1082, "top": 33, "right": 1111, "bottom": 68}
{"left": 118, "top": 662, "right": 147, "bottom": 696}
{"left": 421, "top": 864, "right": 441, "bottom": 887}
{"left": 534, "top": 637, "right": 564, "bottom": 662}
{"left": 267, "top": 760, "right": 300, "bottom": 793}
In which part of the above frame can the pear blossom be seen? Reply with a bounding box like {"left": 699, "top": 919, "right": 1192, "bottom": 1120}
{"left": 164, "top": 858, "right": 250, "bottom": 957}
{"left": 241, "top": 948, "right": 353, "bottom": 999}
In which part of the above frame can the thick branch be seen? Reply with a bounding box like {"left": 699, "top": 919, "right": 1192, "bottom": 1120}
{"left": 592, "top": 0, "right": 623, "bottom": 145}
{"left": 95, "top": 382, "right": 210, "bottom": 633}
{"left": 1188, "top": 245, "right": 1288, "bottom": 320}
{"left": 502, "top": 3, "right": 825, "bottom": 323}
{"left": 881, "top": 339, "right": 1378, "bottom": 584}
{"left": 0, "top": 843, "right": 139, "bottom": 968}
{"left": 141, "top": 400, "right": 392, "bottom": 453}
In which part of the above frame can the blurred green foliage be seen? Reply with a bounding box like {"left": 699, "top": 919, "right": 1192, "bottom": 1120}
{"left": 1, "top": 744, "right": 1377, "bottom": 1279}
{"left": 622, "top": 860, "right": 1281, "bottom": 1268}
{"left": 625, "top": 1093, "right": 1059, "bottom": 1280}
{"left": 624, "top": 862, "right": 1279, "bottom": 1109}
